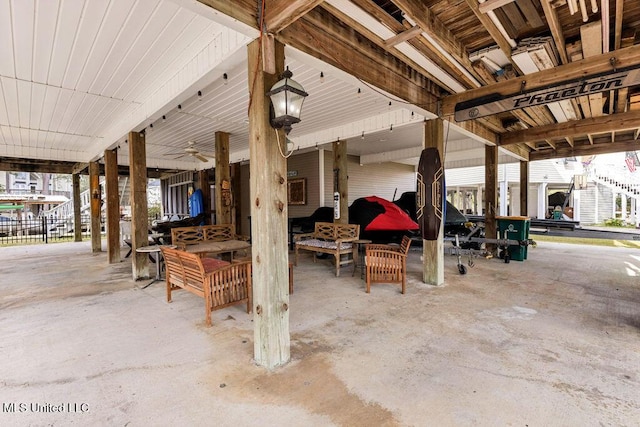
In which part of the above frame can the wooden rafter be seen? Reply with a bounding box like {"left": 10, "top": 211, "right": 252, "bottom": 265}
{"left": 441, "top": 45, "right": 640, "bottom": 116}
{"left": 280, "top": 7, "right": 442, "bottom": 110}
{"left": 500, "top": 110, "right": 640, "bottom": 145}
{"left": 463, "top": 0, "right": 522, "bottom": 75}
{"left": 478, "top": 0, "right": 516, "bottom": 14}
{"left": 391, "top": 0, "right": 483, "bottom": 86}
{"left": 264, "top": 0, "right": 324, "bottom": 33}
{"left": 529, "top": 135, "right": 640, "bottom": 161}
{"left": 319, "top": 2, "right": 459, "bottom": 93}
{"left": 383, "top": 25, "right": 422, "bottom": 47}
{"left": 540, "top": 0, "right": 569, "bottom": 64}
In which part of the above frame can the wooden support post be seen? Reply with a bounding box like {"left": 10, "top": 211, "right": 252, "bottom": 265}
{"left": 231, "top": 163, "right": 243, "bottom": 234}
{"left": 423, "top": 119, "right": 444, "bottom": 286}
{"left": 129, "top": 131, "right": 149, "bottom": 280}
{"left": 104, "top": 149, "right": 120, "bottom": 263}
{"left": 72, "top": 173, "right": 82, "bottom": 242}
{"left": 89, "top": 161, "right": 101, "bottom": 253}
{"left": 215, "top": 131, "right": 232, "bottom": 225}
{"left": 247, "top": 37, "right": 290, "bottom": 369}
{"left": 520, "top": 161, "right": 529, "bottom": 216}
{"left": 485, "top": 145, "right": 499, "bottom": 254}
{"left": 197, "top": 170, "right": 211, "bottom": 225}
{"left": 332, "top": 139, "right": 348, "bottom": 224}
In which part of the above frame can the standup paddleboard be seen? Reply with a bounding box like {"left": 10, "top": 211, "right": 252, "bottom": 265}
{"left": 416, "top": 147, "right": 444, "bottom": 240}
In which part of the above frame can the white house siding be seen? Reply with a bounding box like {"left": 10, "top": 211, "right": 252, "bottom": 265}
{"left": 287, "top": 151, "right": 321, "bottom": 218}
{"left": 322, "top": 151, "right": 415, "bottom": 207}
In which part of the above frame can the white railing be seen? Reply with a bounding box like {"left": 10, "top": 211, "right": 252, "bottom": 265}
{"left": 590, "top": 167, "right": 640, "bottom": 198}
{"left": 39, "top": 180, "right": 104, "bottom": 219}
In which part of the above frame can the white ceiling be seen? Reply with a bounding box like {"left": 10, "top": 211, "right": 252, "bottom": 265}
{"left": 0, "top": 0, "right": 521, "bottom": 173}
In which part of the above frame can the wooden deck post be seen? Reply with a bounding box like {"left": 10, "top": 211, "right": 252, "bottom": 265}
{"left": 247, "top": 37, "right": 290, "bottom": 369}
{"left": 129, "top": 131, "right": 149, "bottom": 280}
{"left": 89, "top": 161, "right": 101, "bottom": 253}
{"left": 520, "top": 160, "right": 529, "bottom": 216}
{"left": 104, "top": 148, "right": 121, "bottom": 263}
{"left": 423, "top": 119, "right": 444, "bottom": 286}
{"left": 231, "top": 163, "right": 243, "bottom": 233}
{"left": 72, "top": 173, "right": 82, "bottom": 242}
{"left": 215, "top": 131, "right": 232, "bottom": 225}
{"left": 332, "top": 139, "right": 348, "bottom": 223}
{"left": 197, "top": 170, "right": 211, "bottom": 225}
{"left": 485, "top": 145, "right": 498, "bottom": 253}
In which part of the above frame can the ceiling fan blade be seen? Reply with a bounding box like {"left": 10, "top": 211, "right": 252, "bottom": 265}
{"left": 199, "top": 151, "right": 216, "bottom": 158}
{"left": 172, "top": 154, "right": 186, "bottom": 160}
{"left": 163, "top": 152, "right": 184, "bottom": 156}
{"left": 195, "top": 154, "right": 210, "bottom": 162}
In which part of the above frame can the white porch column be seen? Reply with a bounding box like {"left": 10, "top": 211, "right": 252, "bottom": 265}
{"left": 499, "top": 180, "right": 508, "bottom": 216}
{"left": 476, "top": 185, "right": 483, "bottom": 215}
{"left": 537, "top": 183, "right": 547, "bottom": 219}
{"left": 573, "top": 189, "right": 581, "bottom": 222}
{"left": 621, "top": 194, "right": 628, "bottom": 222}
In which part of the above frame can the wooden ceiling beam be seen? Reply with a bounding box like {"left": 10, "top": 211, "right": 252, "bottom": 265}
{"left": 463, "top": 0, "right": 522, "bottom": 75}
{"left": 441, "top": 45, "right": 640, "bottom": 116}
{"left": 540, "top": 0, "right": 569, "bottom": 64}
{"left": 500, "top": 110, "right": 640, "bottom": 145}
{"left": 197, "top": 0, "right": 257, "bottom": 29}
{"left": 478, "top": 0, "right": 516, "bottom": 14}
{"left": 529, "top": 136, "right": 640, "bottom": 161}
{"left": 264, "top": 0, "right": 324, "bottom": 33}
{"left": 0, "top": 158, "right": 170, "bottom": 177}
{"left": 317, "top": 2, "right": 455, "bottom": 94}
{"left": 391, "top": 0, "right": 484, "bottom": 87}
{"left": 383, "top": 25, "right": 422, "bottom": 47}
{"left": 279, "top": 8, "right": 442, "bottom": 111}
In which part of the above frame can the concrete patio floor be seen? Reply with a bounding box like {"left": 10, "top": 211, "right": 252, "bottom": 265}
{"left": 0, "top": 240, "right": 639, "bottom": 426}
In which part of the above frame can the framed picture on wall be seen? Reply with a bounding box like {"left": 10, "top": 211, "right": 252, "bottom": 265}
{"left": 288, "top": 178, "right": 306, "bottom": 205}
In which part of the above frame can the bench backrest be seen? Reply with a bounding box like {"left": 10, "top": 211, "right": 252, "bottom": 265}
{"left": 171, "top": 224, "right": 236, "bottom": 246}
{"left": 313, "top": 222, "right": 360, "bottom": 241}
{"left": 161, "top": 246, "right": 206, "bottom": 293}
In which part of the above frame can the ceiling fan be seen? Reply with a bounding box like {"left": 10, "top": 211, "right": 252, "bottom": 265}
{"left": 164, "top": 141, "right": 215, "bottom": 162}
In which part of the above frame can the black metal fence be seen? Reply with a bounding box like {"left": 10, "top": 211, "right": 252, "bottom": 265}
{"left": 0, "top": 215, "right": 95, "bottom": 246}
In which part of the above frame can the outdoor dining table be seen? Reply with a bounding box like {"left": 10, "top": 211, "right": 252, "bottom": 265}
{"left": 183, "top": 240, "right": 251, "bottom": 261}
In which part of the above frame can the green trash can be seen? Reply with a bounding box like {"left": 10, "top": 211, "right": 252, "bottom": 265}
{"left": 496, "top": 216, "right": 530, "bottom": 261}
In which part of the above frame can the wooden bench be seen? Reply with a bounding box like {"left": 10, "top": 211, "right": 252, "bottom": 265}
{"left": 294, "top": 222, "right": 360, "bottom": 276}
{"left": 160, "top": 246, "right": 252, "bottom": 326}
{"left": 171, "top": 224, "right": 250, "bottom": 261}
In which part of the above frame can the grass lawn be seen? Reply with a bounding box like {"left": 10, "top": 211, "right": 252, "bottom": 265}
{"left": 532, "top": 233, "right": 640, "bottom": 248}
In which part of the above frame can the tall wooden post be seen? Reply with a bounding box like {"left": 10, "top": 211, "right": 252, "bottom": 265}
{"left": 129, "top": 131, "right": 149, "bottom": 280}
{"left": 485, "top": 145, "right": 499, "bottom": 254}
{"left": 197, "top": 170, "right": 211, "bottom": 224}
{"left": 423, "top": 119, "right": 444, "bottom": 286}
{"left": 231, "top": 163, "right": 243, "bottom": 233}
{"left": 332, "top": 139, "right": 348, "bottom": 224}
{"left": 247, "top": 37, "right": 290, "bottom": 369}
{"left": 104, "top": 149, "right": 121, "bottom": 263}
{"left": 520, "top": 160, "right": 529, "bottom": 217}
{"left": 89, "top": 161, "right": 101, "bottom": 252}
{"left": 72, "top": 173, "right": 82, "bottom": 242}
{"left": 215, "top": 131, "right": 232, "bottom": 225}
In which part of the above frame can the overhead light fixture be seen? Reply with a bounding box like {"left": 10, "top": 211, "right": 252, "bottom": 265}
{"left": 162, "top": 115, "right": 166, "bottom": 122}
{"left": 268, "top": 67, "right": 308, "bottom": 135}
{"left": 357, "top": 88, "right": 361, "bottom": 98}
{"left": 197, "top": 90, "right": 202, "bottom": 100}
{"left": 320, "top": 71, "right": 325, "bottom": 83}
{"left": 223, "top": 73, "right": 228, "bottom": 84}
{"left": 361, "top": 131, "right": 365, "bottom": 139}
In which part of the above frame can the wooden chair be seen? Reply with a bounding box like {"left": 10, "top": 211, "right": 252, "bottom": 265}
{"left": 365, "top": 236, "right": 412, "bottom": 294}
